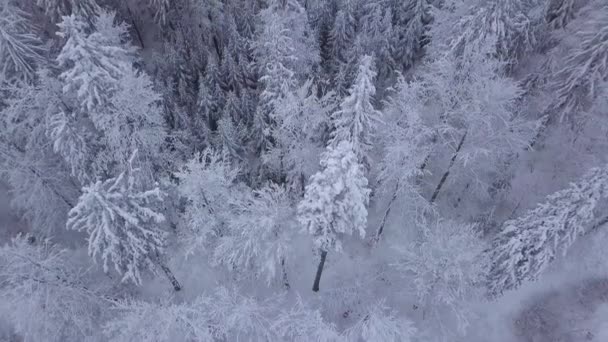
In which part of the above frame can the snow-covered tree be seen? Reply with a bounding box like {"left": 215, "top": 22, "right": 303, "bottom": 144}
{"left": 0, "top": 0, "right": 46, "bottom": 81}
{"left": 329, "top": 55, "right": 382, "bottom": 167}
{"left": 266, "top": 79, "right": 336, "bottom": 193}
{"left": 213, "top": 183, "right": 296, "bottom": 286}
{"left": 47, "top": 110, "right": 90, "bottom": 183}
{"left": 416, "top": 41, "right": 534, "bottom": 203}
{"left": 390, "top": 0, "right": 432, "bottom": 70}
{"left": 106, "top": 288, "right": 342, "bottom": 342}
{"left": 253, "top": 0, "right": 319, "bottom": 168}
{"left": 547, "top": 2, "right": 608, "bottom": 125}
{"left": 95, "top": 67, "right": 167, "bottom": 171}
{"left": 298, "top": 140, "right": 370, "bottom": 291}
{"left": 359, "top": 2, "right": 394, "bottom": 77}
{"left": 378, "top": 76, "right": 433, "bottom": 191}
{"left": 373, "top": 76, "right": 435, "bottom": 242}
{"left": 329, "top": 4, "right": 356, "bottom": 69}
{"left": 175, "top": 148, "right": 240, "bottom": 256}
{"left": 67, "top": 151, "right": 178, "bottom": 289}
{"left": 253, "top": 13, "right": 298, "bottom": 157}
{"left": 177, "top": 149, "right": 296, "bottom": 286}
{"left": 431, "top": 0, "right": 541, "bottom": 66}
{"left": 56, "top": 12, "right": 134, "bottom": 113}
{"left": 272, "top": 297, "right": 343, "bottom": 342}
{"left": 393, "top": 218, "right": 486, "bottom": 334}
{"left": 0, "top": 234, "right": 112, "bottom": 342}
{"left": 0, "top": 69, "right": 81, "bottom": 234}
{"left": 344, "top": 300, "right": 417, "bottom": 342}
{"left": 488, "top": 165, "right": 608, "bottom": 296}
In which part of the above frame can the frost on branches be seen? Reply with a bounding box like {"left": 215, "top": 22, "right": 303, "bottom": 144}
{"left": 177, "top": 149, "right": 296, "bottom": 286}
{"left": 0, "top": 0, "right": 46, "bottom": 81}
{"left": 105, "top": 288, "right": 342, "bottom": 342}
{"left": 213, "top": 183, "right": 296, "bottom": 286}
{"left": 431, "top": 0, "right": 541, "bottom": 65}
{"left": 489, "top": 165, "right": 608, "bottom": 296}
{"left": 67, "top": 151, "right": 168, "bottom": 286}
{"left": 392, "top": 219, "right": 486, "bottom": 335}
{"left": 549, "top": 2, "right": 608, "bottom": 125}
{"left": 175, "top": 148, "right": 239, "bottom": 255}
{"left": 344, "top": 300, "right": 417, "bottom": 342}
{"left": 0, "top": 234, "right": 111, "bottom": 342}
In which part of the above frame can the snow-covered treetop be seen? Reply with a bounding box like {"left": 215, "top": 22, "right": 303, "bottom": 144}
{"left": 330, "top": 55, "right": 382, "bottom": 167}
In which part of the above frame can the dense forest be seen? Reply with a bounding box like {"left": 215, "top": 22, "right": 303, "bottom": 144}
{"left": 1, "top": 0, "right": 608, "bottom": 341}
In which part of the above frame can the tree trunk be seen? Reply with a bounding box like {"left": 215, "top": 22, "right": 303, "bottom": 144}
{"left": 281, "top": 257, "right": 290, "bottom": 290}
{"left": 125, "top": 4, "right": 145, "bottom": 49}
{"left": 372, "top": 183, "right": 399, "bottom": 245}
{"left": 312, "top": 250, "right": 327, "bottom": 292}
{"left": 372, "top": 151, "right": 433, "bottom": 245}
{"left": 157, "top": 259, "right": 182, "bottom": 291}
{"left": 429, "top": 131, "right": 467, "bottom": 204}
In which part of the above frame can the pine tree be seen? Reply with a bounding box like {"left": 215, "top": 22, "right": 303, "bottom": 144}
{"left": 56, "top": 13, "right": 134, "bottom": 113}
{"left": 47, "top": 110, "right": 90, "bottom": 183}
{"left": 67, "top": 151, "right": 180, "bottom": 290}
{"left": 329, "top": 55, "right": 382, "bottom": 167}
{"left": 431, "top": 0, "right": 540, "bottom": 66}
{"left": 390, "top": 0, "right": 432, "bottom": 70}
{"left": 0, "top": 0, "right": 46, "bottom": 81}
{"left": 253, "top": 10, "right": 298, "bottom": 158}
{"left": 95, "top": 67, "right": 167, "bottom": 171}
{"left": 329, "top": 4, "right": 356, "bottom": 68}
{"left": 0, "top": 69, "right": 81, "bottom": 234}
{"left": 548, "top": 2, "right": 608, "bottom": 125}
{"left": 359, "top": 2, "right": 394, "bottom": 78}
{"left": 298, "top": 141, "right": 370, "bottom": 291}
{"left": 268, "top": 80, "right": 336, "bottom": 194}
{"left": 488, "top": 165, "right": 608, "bottom": 296}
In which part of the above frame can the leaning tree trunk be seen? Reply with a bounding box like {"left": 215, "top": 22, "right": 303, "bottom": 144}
{"left": 372, "top": 150, "right": 434, "bottom": 245}
{"left": 312, "top": 250, "right": 328, "bottom": 292}
{"left": 124, "top": 4, "right": 145, "bottom": 49}
{"left": 155, "top": 254, "right": 182, "bottom": 291}
{"left": 429, "top": 131, "right": 467, "bottom": 204}
{"left": 371, "top": 182, "right": 399, "bottom": 245}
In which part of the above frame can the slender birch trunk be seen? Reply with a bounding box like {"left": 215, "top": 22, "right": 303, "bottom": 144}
{"left": 312, "top": 250, "right": 327, "bottom": 292}
{"left": 429, "top": 131, "right": 467, "bottom": 204}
